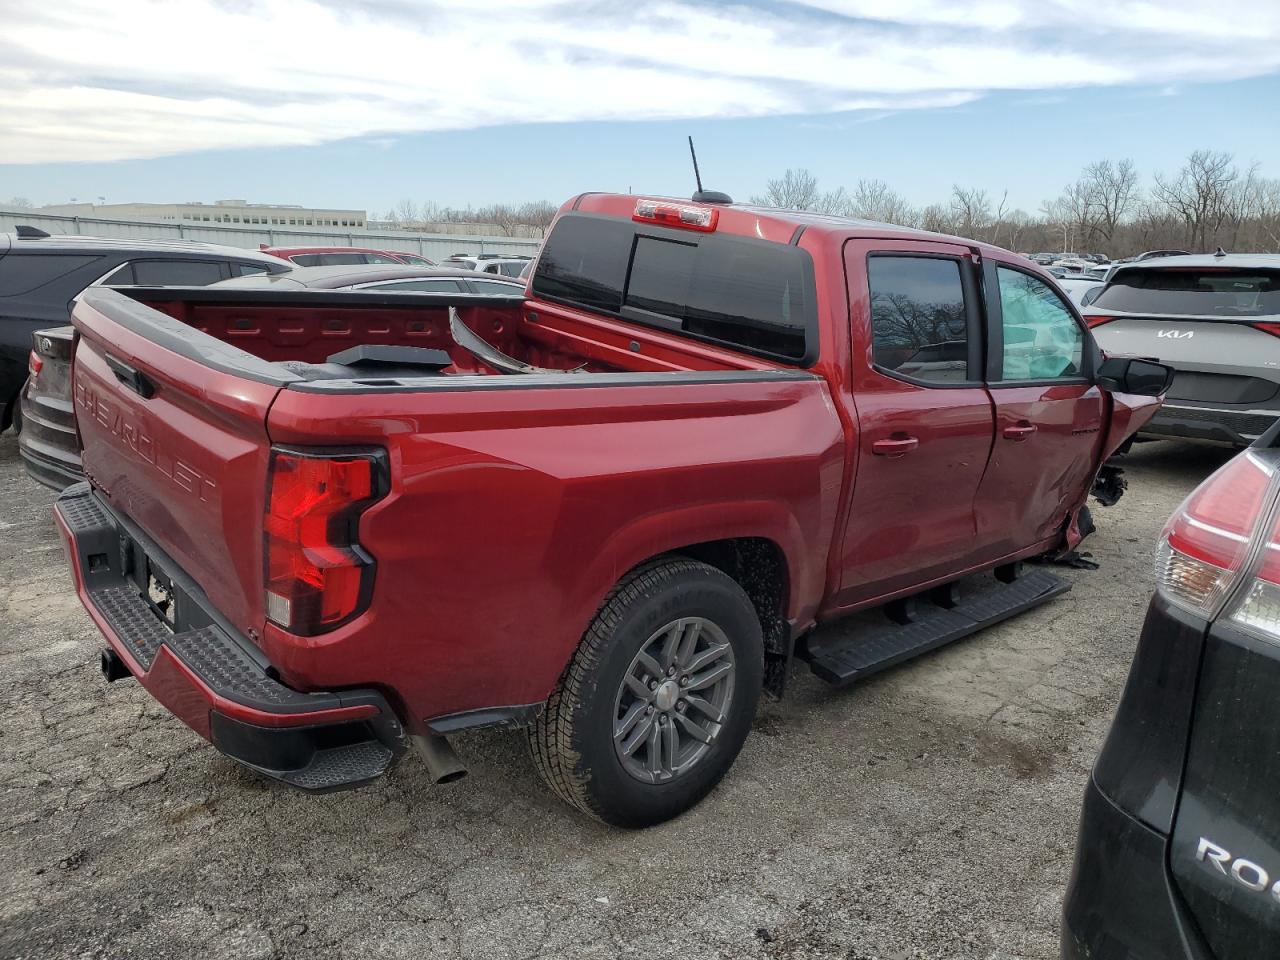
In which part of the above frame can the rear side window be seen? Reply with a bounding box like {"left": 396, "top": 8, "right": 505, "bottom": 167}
{"left": 362, "top": 279, "right": 465, "bottom": 292}
{"left": 472, "top": 279, "right": 523, "bottom": 296}
{"left": 1093, "top": 268, "right": 1280, "bottom": 317}
{"left": 289, "top": 254, "right": 321, "bottom": 266}
{"left": 132, "top": 259, "right": 225, "bottom": 285}
{"left": 313, "top": 253, "right": 373, "bottom": 266}
{"left": 0, "top": 254, "right": 104, "bottom": 296}
{"left": 867, "top": 256, "right": 969, "bottom": 383}
{"left": 235, "top": 263, "right": 270, "bottom": 276}
{"left": 532, "top": 214, "right": 815, "bottom": 363}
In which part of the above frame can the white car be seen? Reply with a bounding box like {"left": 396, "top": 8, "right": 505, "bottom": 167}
{"left": 443, "top": 255, "right": 533, "bottom": 278}
{"left": 1055, "top": 276, "right": 1105, "bottom": 307}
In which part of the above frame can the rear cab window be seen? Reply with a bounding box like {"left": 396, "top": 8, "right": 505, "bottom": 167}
{"left": 1094, "top": 268, "right": 1280, "bottom": 317}
{"left": 531, "top": 213, "right": 816, "bottom": 364}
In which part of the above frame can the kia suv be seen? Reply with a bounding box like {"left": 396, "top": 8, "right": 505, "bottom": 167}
{"left": 1086, "top": 255, "right": 1280, "bottom": 447}
{"left": 1063, "top": 430, "right": 1280, "bottom": 957}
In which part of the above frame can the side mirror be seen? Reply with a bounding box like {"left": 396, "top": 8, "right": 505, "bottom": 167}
{"left": 1097, "top": 356, "right": 1174, "bottom": 397}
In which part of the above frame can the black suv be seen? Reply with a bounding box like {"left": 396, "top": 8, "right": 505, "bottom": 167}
{"left": 1, "top": 229, "right": 288, "bottom": 488}
{"left": 1063, "top": 425, "right": 1280, "bottom": 957}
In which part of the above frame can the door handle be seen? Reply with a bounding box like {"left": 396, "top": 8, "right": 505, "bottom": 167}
{"left": 1003, "top": 422, "right": 1037, "bottom": 441}
{"left": 871, "top": 435, "right": 920, "bottom": 457}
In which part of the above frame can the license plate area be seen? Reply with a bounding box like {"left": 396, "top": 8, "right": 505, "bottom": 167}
{"left": 145, "top": 559, "right": 177, "bottom": 631}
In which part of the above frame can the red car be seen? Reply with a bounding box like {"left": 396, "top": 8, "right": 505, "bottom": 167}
{"left": 56, "top": 194, "right": 1168, "bottom": 825}
{"left": 261, "top": 245, "right": 436, "bottom": 267}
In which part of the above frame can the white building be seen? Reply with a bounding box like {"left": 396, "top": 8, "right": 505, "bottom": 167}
{"left": 36, "top": 199, "right": 368, "bottom": 230}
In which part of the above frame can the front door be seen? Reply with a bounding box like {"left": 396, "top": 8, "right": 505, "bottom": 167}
{"left": 832, "top": 240, "right": 996, "bottom": 609}
{"left": 973, "top": 261, "right": 1105, "bottom": 561}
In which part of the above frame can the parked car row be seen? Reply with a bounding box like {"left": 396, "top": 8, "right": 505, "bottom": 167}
{"left": 6, "top": 233, "right": 532, "bottom": 488}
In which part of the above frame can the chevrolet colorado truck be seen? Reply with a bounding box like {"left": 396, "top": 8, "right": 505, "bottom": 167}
{"left": 54, "top": 194, "right": 1168, "bottom": 826}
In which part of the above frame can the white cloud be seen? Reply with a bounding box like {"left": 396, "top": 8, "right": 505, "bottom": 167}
{"left": 1, "top": 0, "right": 1277, "bottom": 163}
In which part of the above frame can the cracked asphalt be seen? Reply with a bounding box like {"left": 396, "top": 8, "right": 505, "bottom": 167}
{"left": 0, "top": 430, "right": 1233, "bottom": 960}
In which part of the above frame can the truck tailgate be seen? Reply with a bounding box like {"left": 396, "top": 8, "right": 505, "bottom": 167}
{"left": 71, "top": 289, "right": 282, "bottom": 640}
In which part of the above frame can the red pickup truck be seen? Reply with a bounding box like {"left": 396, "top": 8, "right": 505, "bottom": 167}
{"left": 55, "top": 193, "right": 1167, "bottom": 826}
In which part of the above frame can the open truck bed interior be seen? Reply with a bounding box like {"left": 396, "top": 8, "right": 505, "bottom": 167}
{"left": 85, "top": 286, "right": 781, "bottom": 391}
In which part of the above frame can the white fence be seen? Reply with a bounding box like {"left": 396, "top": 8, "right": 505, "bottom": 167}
{"left": 0, "top": 209, "right": 542, "bottom": 261}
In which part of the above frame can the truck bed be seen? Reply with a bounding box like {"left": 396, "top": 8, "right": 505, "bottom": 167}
{"left": 68, "top": 285, "right": 838, "bottom": 727}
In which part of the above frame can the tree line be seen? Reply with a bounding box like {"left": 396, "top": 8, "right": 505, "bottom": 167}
{"left": 381, "top": 199, "right": 558, "bottom": 237}
{"left": 749, "top": 152, "right": 1280, "bottom": 257}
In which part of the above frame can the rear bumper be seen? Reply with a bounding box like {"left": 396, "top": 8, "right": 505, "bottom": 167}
{"left": 1061, "top": 776, "right": 1207, "bottom": 960}
{"left": 17, "top": 387, "right": 83, "bottom": 491}
{"left": 54, "top": 482, "right": 408, "bottom": 791}
{"left": 1141, "top": 402, "right": 1279, "bottom": 446}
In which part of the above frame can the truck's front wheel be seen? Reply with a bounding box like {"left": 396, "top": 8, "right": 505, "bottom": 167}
{"left": 528, "top": 558, "right": 763, "bottom": 827}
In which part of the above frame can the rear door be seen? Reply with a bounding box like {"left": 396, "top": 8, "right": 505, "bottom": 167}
{"left": 971, "top": 261, "right": 1104, "bottom": 561}
{"left": 71, "top": 287, "right": 284, "bottom": 639}
{"left": 833, "top": 240, "right": 996, "bottom": 607}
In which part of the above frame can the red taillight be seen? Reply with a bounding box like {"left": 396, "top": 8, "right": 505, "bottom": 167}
{"left": 264, "top": 448, "right": 387, "bottom": 635}
{"left": 1156, "top": 452, "right": 1276, "bottom": 615}
{"left": 1251, "top": 322, "right": 1280, "bottom": 339}
{"left": 633, "top": 199, "right": 718, "bottom": 232}
{"left": 1084, "top": 314, "right": 1116, "bottom": 329}
{"left": 28, "top": 350, "right": 43, "bottom": 379}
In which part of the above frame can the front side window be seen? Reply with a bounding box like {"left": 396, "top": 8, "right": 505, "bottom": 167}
{"left": 997, "top": 266, "right": 1084, "bottom": 381}
{"left": 867, "top": 256, "right": 969, "bottom": 384}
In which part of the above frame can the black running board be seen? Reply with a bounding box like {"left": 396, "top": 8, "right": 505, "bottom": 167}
{"left": 800, "top": 569, "right": 1070, "bottom": 687}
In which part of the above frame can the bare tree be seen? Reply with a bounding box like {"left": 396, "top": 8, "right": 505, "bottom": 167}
{"left": 1079, "top": 159, "right": 1139, "bottom": 245}
{"left": 1152, "top": 150, "right": 1238, "bottom": 252}
{"left": 750, "top": 168, "right": 821, "bottom": 210}
{"left": 848, "top": 179, "right": 915, "bottom": 225}
{"left": 950, "top": 186, "right": 992, "bottom": 239}
{"left": 5, "top": 196, "right": 34, "bottom": 210}
{"left": 1254, "top": 178, "right": 1280, "bottom": 250}
{"left": 389, "top": 198, "right": 420, "bottom": 226}
{"left": 518, "top": 201, "right": 557, "bottom": 235}
{"left": 918, "top": 203, "right": 953, "bottom": 234}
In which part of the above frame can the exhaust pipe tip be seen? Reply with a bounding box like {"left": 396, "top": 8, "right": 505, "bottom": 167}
{"left": 100, "top": 648, "right": 133, "bottom": 683}
{"left": 411, "top": 732, "right": 468, "bottom": 785}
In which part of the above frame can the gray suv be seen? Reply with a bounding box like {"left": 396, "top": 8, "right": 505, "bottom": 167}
{"left": 1087, "top": 254, "right": 1280, "bottom": 447}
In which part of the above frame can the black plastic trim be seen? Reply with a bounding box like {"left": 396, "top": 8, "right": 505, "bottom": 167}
{"left": 426, "top": 703, "right": 543, "bottom": 734}
{"left": 284, "top": 368, "right": 820, "bottom": 394}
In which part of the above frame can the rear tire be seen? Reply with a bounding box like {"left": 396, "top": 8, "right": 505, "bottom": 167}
{"left": 528, "top": 558, "right": 763, "bottom": 827}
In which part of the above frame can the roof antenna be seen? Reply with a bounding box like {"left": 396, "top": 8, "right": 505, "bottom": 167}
{"left": 688, "top": 137, "right": 732, "bottom": 205}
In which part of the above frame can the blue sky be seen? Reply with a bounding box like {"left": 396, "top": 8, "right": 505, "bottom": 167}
{"left": 4, "top": 1, "right": 1280, "bottom": 216}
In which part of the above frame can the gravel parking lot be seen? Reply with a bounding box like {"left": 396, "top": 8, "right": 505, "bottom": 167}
{"left": 0, "top": 432, "right": 1232, "bottom": 960}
